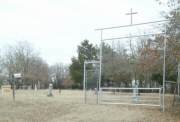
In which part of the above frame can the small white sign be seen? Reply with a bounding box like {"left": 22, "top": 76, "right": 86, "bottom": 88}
{"left": 14, "top": 73, "right": 22, "bottom": 78}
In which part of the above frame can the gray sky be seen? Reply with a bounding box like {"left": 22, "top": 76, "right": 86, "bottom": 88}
{"left": 0, "top": 0, "right": 165, "bottom": 65}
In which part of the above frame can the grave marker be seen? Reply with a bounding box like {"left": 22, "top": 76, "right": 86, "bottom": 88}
{"left": 1, "top": 85, "right": 12, "bottom": 96}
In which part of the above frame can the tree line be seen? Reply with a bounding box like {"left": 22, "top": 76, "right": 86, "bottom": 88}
{"left": 69, "top": 0, "right": 180, "bottom": 89}
{"left": 0, "top": 0, "right": 179, "bottom": 90}
{"left": 0, "top": 41, "right": 72, "bottom": 89}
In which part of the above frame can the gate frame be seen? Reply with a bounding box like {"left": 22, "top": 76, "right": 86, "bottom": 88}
{"left": 83, "top": 60, "right": 100, "bottom": 104}
{"left": 95, "top": 20, "right": 168, "bottom": 112}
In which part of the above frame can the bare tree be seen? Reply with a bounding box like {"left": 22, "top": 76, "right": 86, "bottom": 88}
{"left": 50, "top": 63, "right": 70, "bottom": 89}
{"left": 2, "top": 41, "right": 49, "bottom": 89}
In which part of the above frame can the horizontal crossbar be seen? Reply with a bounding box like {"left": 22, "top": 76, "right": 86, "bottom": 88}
{"left": 84, "top": 60, "right": 100, "bottom": 64}
{"left": 95, "top": 20, "right": 168, "bottom": 31}
{"left": 99, "top": 102, "right": 161, "bottom": 107}
{"left": 100, "top": 87, "right": 162, "bottom": 90}
{"left": 101, "top": 98, "right": 159, "bottom": 102}
{"left": 102, "top": 33, "right": 165, "bottom": 41}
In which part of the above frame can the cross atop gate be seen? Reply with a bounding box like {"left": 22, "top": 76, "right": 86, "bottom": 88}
{"left": 126, "top": 8, "right": 138, "bottom": 25}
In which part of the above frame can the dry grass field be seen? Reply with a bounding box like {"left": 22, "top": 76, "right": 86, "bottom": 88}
{"left": 0, "top": 89, "right": 179, "bottom": 122}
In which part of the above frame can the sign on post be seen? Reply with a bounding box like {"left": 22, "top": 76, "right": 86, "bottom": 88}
{"left": 12, "top": 73, "right": 22, "bottom": 101}
{"left": 14, "top": 73, "right": 22, "bottom": 79}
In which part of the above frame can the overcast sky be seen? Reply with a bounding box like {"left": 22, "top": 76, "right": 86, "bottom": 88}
{"left": 0, "top": 0, "right": 166, "bottom": 65}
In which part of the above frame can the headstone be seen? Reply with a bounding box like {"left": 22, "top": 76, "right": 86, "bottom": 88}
{"left": 132, "top": 79, "right": 139, "bottom": 103}
{"left": 1, "top": 85, "right": 12, "bottom": 96}
{"left": 94, "top": 88, "right": 97, "bottom": 95}
{"left": 34, "top": 84, "right": 37, "bottom": 91}
{"left": 28, "top": 85, "right": 32, "bottom": 90}
{"left": 59, "top": 88, "right": 61, "bottom": 94}
{"left": 47, "top": 83, "right": 53, "bottom": 97}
